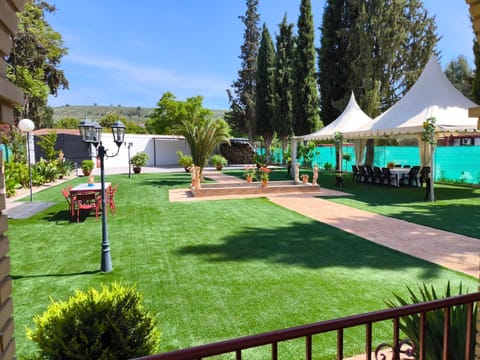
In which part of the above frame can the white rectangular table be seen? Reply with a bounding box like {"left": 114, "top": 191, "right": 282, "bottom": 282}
{"left": 70, "top": 182, "right": 111, "bottom": 194}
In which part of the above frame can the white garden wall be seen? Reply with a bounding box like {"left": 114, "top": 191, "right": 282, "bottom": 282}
{"left": 90, "top": 134, "right": 191, "bottom": 168}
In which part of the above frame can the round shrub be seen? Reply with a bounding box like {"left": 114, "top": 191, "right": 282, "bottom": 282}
{"left": 27, "top": 282, "right": 160, "bottom": 360}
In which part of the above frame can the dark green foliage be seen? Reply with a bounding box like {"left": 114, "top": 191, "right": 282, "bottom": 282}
{"left": 293, "top": 0, "right": 321, "bottom": 136}
{"left": 471, "top": 40, "right": 480, "bottom": 104}
{"left": 256, "top": 24, "right": 276, "bottom": 156}
{"left": 4, "top": 161, "right": 29, "bottom": 196}
{"left": 385, "top": 282, "right": 476, "bottom": 360}
{"left": 319, "top": 0, "right": 438, "bottom": 122}
{"left": 274, "top": 15, "right": 295, "bottom": 153}
{"left": 444, "top": 55, "right": 473, "bottom": 100}
{"left": 32, "top": 158, "right": 58, "bottom": 184}
{"left": 226, "top": 0, "right": 260, "bottom": 139}
{"left": 27, "top": 282, "right": 160, "bottom": 360}
{"left": 318, "top": 0, "right": 353, "bottom": 125}
{"left": 36, "top": 130, "right": 58, "bottom": 161}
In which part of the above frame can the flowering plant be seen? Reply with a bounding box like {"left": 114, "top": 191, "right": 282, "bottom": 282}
{"left": 244, "top": 166, "right": 256, "bottom": 179}
{"left": 422, "top": 116, "right": 436, "bottom": 145}
{"left": 259, "top": 166, "right": 271, "bottom": 181}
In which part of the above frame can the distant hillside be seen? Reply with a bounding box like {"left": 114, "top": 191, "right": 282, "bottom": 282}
{"left": 52, "top": 105, "right": 227, "bottom": 124}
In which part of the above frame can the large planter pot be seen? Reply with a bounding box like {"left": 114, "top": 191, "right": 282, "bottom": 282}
{"left": 133, "top": 166, "right": 141, "bottom": 174}
{"left": 216, "top": 165, "right": 223, "bottom": 171}
{"left": 261, "top": 179, "right": 268, "bottom": 187}
{"left": 302, "top": 175, "right": 309, "bottom": 184}
{"left": 82, "top": 169, "right": 92, "bottom": 176}
{"left": 246, "top": 176, "right": 253, "bottom": 183}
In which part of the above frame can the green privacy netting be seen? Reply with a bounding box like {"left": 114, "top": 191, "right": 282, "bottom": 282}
{"left": 260, "top": 145, "right": 480, "bottom": 184}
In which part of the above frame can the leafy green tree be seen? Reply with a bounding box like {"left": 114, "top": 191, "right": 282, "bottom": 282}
{"left": 145, "top": 92, "right": 212, "bottom": 134}
{"left": 7, "top": 0, "right": 68, "bottom": 128}
{"left": 275, "top": 15, "right": 295, "bottom": 156}
{"left": 172, "top": 118, "right": 231, "bottom": 178}
{"left": 293, "top": 0, "right": 321, "bottom": 136}
{"left": 37, "top": 130, "right": 58, "bottom": 161}
{"left": 445, "top": 55, "right": 474, "bottom": 100}
{"left": 256, "top": 24, "right": 276, "bottom": 159}
{"left": 226, "top": 0, "right": 260, "bottom": 139}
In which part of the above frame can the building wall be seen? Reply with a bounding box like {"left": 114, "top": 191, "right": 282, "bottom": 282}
{"left": 0, "top": 0, "right": 26, "bottom": 358}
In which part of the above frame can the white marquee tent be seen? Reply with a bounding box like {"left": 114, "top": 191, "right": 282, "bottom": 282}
{"left": 302, "top": 92, "right": 373, "bottom": 141}
{"left": 343, "top": 56, "right": 479, "bottom": 139}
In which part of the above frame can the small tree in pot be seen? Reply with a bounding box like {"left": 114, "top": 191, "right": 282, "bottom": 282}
{"left": 210, "top": 154, "right": 227, "bottom": 170}
{"left": 81, "top": 159, "right": 94, "bottom": 176}
{"left": 131, "top": 152, "right": 149, "bottom": 174}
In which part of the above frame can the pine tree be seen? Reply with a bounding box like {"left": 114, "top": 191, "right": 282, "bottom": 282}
{"left": 275, "top": 15, "right": 295, "bottom": 156}
{"left": 256, "top": 24, "right": 276, "bottom": 158}
{"left": 226, "top": 0, "right": 260, "bottom": 139}
{"left": 292, "top": 0, "right": 321, "bottom": 136}
{"left": 445, "top": 55, "right": 473, "bottom": 100}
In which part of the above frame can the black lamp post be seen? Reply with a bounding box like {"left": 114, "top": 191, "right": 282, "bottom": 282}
{"left": 78, "top": 119, "right": 126, "bottom": 273}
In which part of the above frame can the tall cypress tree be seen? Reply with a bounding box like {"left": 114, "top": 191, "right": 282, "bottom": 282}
{"left": 256, "top": 23, "right": 276, "bottom": 156}
{"left": 226, "top": 0, "right": 260, "bottom": 139}
{"left": 275, "top": 15, "right": 295, "bottom": 155}
{"left": 292, "top": 0, "right": 321, "bottom": 136}
{"left": 472, "top": 40, "right": 480, "bottom": 104}
{"left": 318, "top": 0, "right": 353, "bottom": 126}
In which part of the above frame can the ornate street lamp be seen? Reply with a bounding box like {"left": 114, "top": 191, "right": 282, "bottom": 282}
{"left": 78, "top": 119, "right": 126, "bottom": 272}
{"left": 18, "top": 119, "right": 35, "bottom": 202}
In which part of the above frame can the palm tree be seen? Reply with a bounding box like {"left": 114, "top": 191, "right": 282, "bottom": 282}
{"left": 172, "top": 118, "right": 231, "bottom": 179}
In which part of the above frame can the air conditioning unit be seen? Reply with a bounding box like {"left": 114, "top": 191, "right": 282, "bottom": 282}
{"left": 461, "top": 138, "right": 472, "bottom": 145}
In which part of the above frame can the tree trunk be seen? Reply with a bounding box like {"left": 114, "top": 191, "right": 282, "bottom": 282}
{"left": 365, "top": 139, "right": 375, "bottom": 166}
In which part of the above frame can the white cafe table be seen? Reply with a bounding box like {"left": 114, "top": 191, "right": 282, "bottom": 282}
{"left": 389, "top": 168, "right": 411, "bottom": 186}
{"left": 70, "top": 182, "right": 111, "bottom": 194}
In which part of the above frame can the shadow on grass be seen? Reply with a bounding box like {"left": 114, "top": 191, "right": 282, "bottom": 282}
{"left": 12, "top": 269, "right": 100, "bottom": 280}
{"left": 177, "top": 220, "right": 442, "bottom": 279}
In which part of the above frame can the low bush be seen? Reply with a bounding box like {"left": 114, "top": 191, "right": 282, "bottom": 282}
{"left": 27, "top": 282, "right": 161, "bottom": 360}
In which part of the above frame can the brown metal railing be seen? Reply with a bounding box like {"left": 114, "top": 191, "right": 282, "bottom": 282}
{"left": 135, "top": 292, "right": 480, "bottom": 360}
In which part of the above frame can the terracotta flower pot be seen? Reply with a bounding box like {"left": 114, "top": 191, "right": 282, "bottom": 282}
{"left": 302, "top": 175, "right": 309, "bottom": 184}
{"left": 246, "top": 176, "right": 253, "bottom": 183}
{"left": 261, "top": 179, "right": 268, "bottom": 187}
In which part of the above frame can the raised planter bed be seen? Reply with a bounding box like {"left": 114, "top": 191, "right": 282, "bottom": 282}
{"left": 190, "top": 180, "right": 320, "bottom": 197}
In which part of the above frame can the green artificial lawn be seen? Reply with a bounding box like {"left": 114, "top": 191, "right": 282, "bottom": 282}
{"left": 8, "top": 171, "right": 478, "bottom": 359}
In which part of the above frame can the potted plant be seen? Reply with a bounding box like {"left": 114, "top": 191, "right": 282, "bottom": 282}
{"left": 131, "top": 151, "right": 149, "bottom": 174}
{"left": 244, "top": 166, "right": 256, "bottom": 183}
{"left": 176, "top": 151, "right": 193, "bottom": 172}
{"left": 81, "top": 159, "right": 94, "bottom": 176}
{"left": 210, "top": 154, "right": 227, "bottom": 171}
{"left": 301, "top": 174, "right": 309, "bottom": 184}
{"left": 259, "top": 166, "right": 271, "bottom": 187}
{"left": 387, "top": 161, "right": 395, "bottom": 169}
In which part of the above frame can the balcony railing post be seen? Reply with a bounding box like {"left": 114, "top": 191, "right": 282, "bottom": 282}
{"left": 443, "top": 307, "right": 450, "bottom": 360}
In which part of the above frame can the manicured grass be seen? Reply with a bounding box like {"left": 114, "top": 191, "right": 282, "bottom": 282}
{"left": 8, "top": 172, "right": 478, "bottom": 359}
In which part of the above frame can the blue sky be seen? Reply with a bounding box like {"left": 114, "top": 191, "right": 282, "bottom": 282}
{"left": 46, "top": 1, "right": 475, "bottom": 110}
